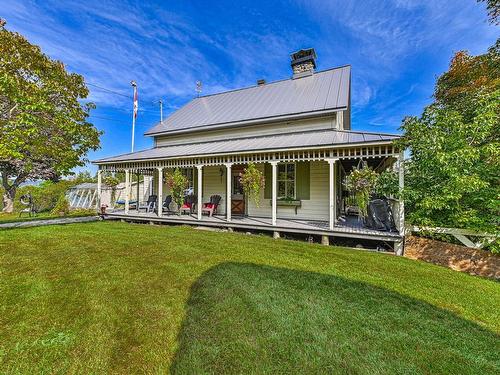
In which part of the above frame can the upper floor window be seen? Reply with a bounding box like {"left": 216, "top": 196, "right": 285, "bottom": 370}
{"left": 277, "top": 163, "right": 295, "bottom": 199}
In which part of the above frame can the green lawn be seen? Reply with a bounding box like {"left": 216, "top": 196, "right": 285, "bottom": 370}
{"left": 0, "top": 222, "right": 498, "bottom": 374}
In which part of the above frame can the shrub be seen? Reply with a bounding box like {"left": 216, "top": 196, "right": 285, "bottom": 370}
{"left": 51, "top": 195, "right": 70, "bottom": 216}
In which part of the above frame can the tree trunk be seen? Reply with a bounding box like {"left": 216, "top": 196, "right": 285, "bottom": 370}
{"left": 2, "top": 186, "right": 16, "bottom": 213}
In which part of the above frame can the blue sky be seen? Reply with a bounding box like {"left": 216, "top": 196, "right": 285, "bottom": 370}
{"left": 3, "top": 0, "right": 498, "bottom": 173}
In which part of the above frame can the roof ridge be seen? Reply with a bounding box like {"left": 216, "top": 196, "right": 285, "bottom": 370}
{"left": 197, "top": 64, "right": 352, "bottom": 99}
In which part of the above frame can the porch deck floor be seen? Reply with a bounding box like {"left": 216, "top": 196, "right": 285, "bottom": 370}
{"left": 105, "top": 209, "right": 401, "bottom": 242}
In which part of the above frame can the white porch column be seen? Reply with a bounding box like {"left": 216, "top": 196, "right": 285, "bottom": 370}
{"left": 225, "top": 163, "right": 233, "bottom": 222}
{"left": 157, "top": 167, "right": 163, "bottom": 217}
{"left": 136, "top": 171, "right": 140, "bottom": 212}
{"left": 124, "top": 169, "right": 130, "bottom": 214}
{"left": 270, "top": 161, "right": 278, "bottom": 226}
{"left": 327, "top": 158, "right": 338, "bottom": 230}
{"left": 96, "top": 169, "right": 102, "bottom": 212}
{"left": 197, "top": 165, "right": 203, "bottom": 220}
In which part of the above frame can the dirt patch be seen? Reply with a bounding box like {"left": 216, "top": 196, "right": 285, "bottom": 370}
{"left": 405, "top": 235, "right": 500, "bottom": 280}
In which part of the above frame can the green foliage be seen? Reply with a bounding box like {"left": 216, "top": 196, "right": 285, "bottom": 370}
{"left": 435, "top": 40, "right": 499, "bottom": 123}
{"left": 397, "top": 90, "right": 499, "bottom": 239}
{"left": 477, "top": 0, "right": 500, "bottom": 24}
{"left": 51, "top": 194, "right": 70, "bottom": 216}
{"left": 0, "top": 21, "right": 101, "bottom": 212}
{"left": 73, "top": 171, "right": 96, "bottom": 183}
{"left": 374, "top": 169, "right": 400, "bottom": 198}
{"left": 15, "top": 180, "right": 75, "bottom": 212}
{"left": 345, "top": 165, "right": 378, "bottom": 218}
{"left": 165, "top": 169, "right": 188, "bottom": 210}
{"left": 239, "top": 162, "right": 265, "bottom": 207}
{"left": 102, "top": 175, "right": 121, "bottom": 206}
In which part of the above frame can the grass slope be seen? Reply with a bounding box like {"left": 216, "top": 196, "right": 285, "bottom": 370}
{"left": 0, "top": 222, "right": 498, "bottom": 374}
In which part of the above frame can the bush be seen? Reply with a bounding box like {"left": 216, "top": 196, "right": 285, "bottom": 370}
{"left": 51, "top": 195, "right": 70, "bottom": 216}
{"left": 14, "top": 180, "right": 75, "bottom": 213}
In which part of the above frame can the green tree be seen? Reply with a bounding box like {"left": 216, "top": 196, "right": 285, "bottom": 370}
{"left": 478, "top": 0, "right": 500, "bottom": 24}
{"left": 397, "top": 90, "right": 499, "bottom": 235}
{"left": 434, "top": 40, "right": 499, "bottom": 122}
{"left": 0, "top": 20, "right": 101, "bottom": 212}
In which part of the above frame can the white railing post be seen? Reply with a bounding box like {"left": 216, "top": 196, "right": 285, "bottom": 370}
{"left": 327, "top": 158, "right": 338, "bottom": 230}
{"left": 197, "top": 165, "right": 203, "bottom": 220}
{"left": 225, "top": 163, "right": 233, "bottom": 222}
{"left": 124, "top": 169, "right": 130, "bottom": 214}
{"left": 157, "top": 167, "right": 163, "bottom": 217}
{"left": 270, "top": 161, "right": 278, "bottom": 226}
{"left": 96, "top": 169, "right": 102, "bottom": 212}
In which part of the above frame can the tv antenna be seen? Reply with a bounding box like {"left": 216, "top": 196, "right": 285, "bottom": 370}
{"left": 195, "top": 80, "right": 202, "bottom": 97}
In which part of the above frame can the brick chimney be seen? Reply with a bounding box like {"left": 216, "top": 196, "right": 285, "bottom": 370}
{"left": 290, "top": 48, "right": 317, "bottom": 78}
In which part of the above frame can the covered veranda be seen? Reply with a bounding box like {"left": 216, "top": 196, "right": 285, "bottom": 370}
{"left": 94, "top": 131, "right": 405, "bottom": 253}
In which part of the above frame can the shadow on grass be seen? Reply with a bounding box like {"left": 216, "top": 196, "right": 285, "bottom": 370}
{"left": 171, "top": 262, "right": 499, "bottom": 375}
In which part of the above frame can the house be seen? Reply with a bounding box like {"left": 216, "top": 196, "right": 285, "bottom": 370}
{"left": 94, "top": 49, "right": 405, "bottom": 253}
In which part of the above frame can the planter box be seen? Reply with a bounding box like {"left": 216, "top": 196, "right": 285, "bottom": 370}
{"left": 270, "top": 200, "right": 302, "bottom": 214}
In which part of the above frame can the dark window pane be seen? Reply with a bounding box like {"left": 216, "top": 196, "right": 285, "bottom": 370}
{"left": 278, "top": 181, "right": 286, "bottom": 197}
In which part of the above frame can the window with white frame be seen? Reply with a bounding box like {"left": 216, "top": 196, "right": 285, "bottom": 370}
{"left": 277, "top": 162, "right": 295, "bottom": 199}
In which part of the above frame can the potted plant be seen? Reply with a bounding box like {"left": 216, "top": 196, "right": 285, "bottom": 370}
{"left": 165, "top": 168, "right": 188, "bottom": 214}
{"left": 345, "top": 164, "right": 378, "bottom": 221}
{"left": 103, "top": 175, "right": 120, "bottom": 208}
{"left": 239, "top": 162, "right": 265, "bottom": 208}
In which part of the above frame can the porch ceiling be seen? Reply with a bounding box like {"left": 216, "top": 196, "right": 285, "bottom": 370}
{"left": 94, "top": 128, "right": 399, "bottom": 166}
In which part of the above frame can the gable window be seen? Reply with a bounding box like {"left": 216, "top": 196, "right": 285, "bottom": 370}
{"left": 277, "top": 163, "right": 295, "bottom": 199}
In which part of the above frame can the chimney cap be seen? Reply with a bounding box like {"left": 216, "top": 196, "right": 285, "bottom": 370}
{"left": 290, "top": 48, "right": 317, "bottom": 68}
{"left": 257, "top": 79, "right": 266, "bottom": 86}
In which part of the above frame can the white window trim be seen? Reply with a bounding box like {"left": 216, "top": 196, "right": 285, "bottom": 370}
{"left": 277, "top": 162, "right": 296, "bottom": 199}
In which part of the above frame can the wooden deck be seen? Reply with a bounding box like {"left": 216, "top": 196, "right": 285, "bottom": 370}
{"left": 105, "top": 210, "right": 402, "bottom": 243}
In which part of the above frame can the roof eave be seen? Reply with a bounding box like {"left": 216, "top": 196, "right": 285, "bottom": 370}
{"left": 144, "top": 107, "right": 347, "bottom": 138}
{"left": 93, "top": 138, "right": 397, "bottom": 165}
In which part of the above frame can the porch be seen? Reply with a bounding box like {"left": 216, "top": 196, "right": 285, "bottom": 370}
{"left": 94, "top": 131, "right": 405, "bottom": 253}
{"left": 104, "top": 209, "right": 402, "bottom": 244}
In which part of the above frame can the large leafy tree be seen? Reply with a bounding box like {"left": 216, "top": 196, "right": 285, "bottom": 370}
{"left": 478, "top": 0, "right": 500, "bottom": 25}
{"left": 398, "top": 91, "right": 499, "bottom": 234}
{"left": 0, "top": 20, "right": 101, "bottom": 212}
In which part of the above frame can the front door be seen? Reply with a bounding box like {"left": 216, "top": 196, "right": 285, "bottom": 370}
{"left": 231, "top": 166, "right": 245, "bottom": 215}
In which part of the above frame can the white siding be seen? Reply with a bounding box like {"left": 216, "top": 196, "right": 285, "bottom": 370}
{"left": 247, "top": 161, "right": 330, "bottom": 221}
{"left": 155, "top": 116, "right": 337, "bottom": 147}
{"left": 201, "top": 166, "right": 227, "bottom": 215}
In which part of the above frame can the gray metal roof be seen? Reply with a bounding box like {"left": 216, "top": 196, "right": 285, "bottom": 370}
{"left": 95, "top": 128, "right": 399, "bottom": 164}
{"left": 145, "top": 66, "right": 351, "bottom": 136}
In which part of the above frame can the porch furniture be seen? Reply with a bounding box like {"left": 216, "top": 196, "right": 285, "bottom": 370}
{"left": 138, "top": 195, "right": 157, "bottom": 213}
{"left": 202, "top": 195, "right": 222, "bottom": 217}
{"left": 19, "top": 194, "right": 37, "bottom": 217}
{"left": 161, "top": 195, "right": 173, "bottom": 213}
{"left": 180, "top": 195, "right": 197, "bottom": 215}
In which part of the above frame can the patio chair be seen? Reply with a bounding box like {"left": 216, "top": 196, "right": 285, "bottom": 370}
{"left": 201, "top": 195, "right": 222, "bottom": 217}
{"left": 138, "top": 195, "right": 157, "bottom": 213}
{"left": 161, "top": 195, "right": 173, "bottom": 213}
{"left": 180, "top": 195, "right": 197, "bottom": 215}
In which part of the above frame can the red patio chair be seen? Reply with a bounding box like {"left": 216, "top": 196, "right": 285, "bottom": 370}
{"left": 201, "top": 195, "right": 222, "bottom": 217}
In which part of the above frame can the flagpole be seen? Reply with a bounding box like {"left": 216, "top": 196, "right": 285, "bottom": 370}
{"left": 131, "top": 80, "right": 137, "bottom": 152}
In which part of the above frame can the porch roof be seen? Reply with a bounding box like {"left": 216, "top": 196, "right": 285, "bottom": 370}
{"left": 94, "top": 129, "right": 399, "bottom": 164}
